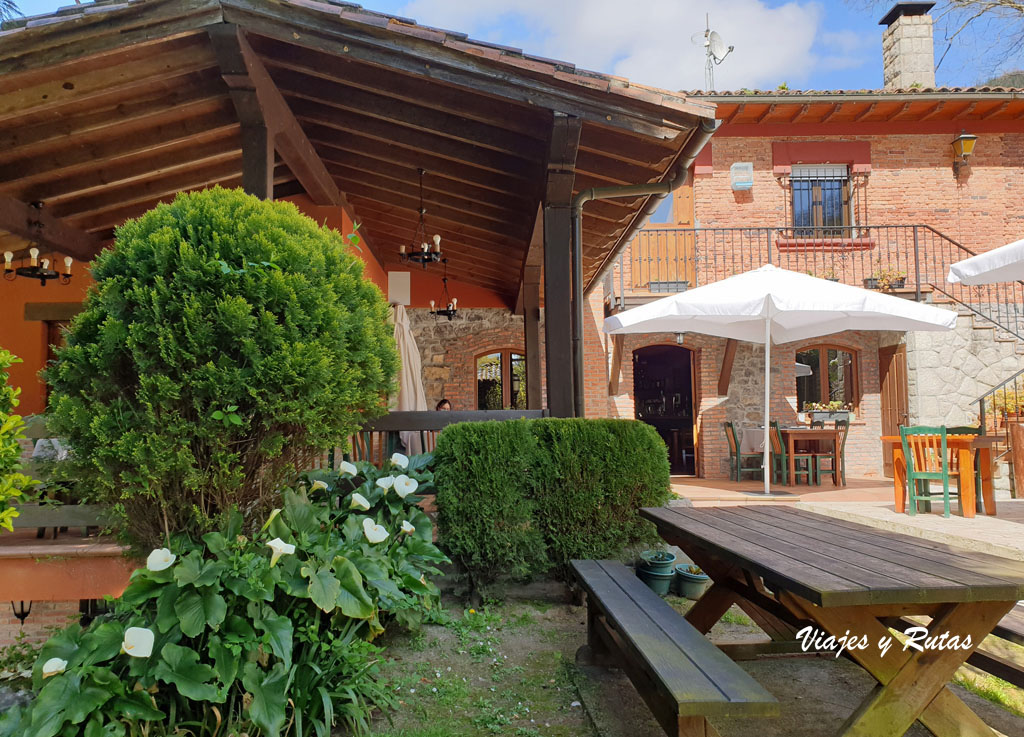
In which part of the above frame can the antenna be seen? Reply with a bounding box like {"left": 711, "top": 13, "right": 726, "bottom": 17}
{"left": 694, "top": 14, "right": 734, "bottom": 90}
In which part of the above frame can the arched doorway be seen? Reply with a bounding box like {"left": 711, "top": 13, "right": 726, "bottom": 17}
{"left": 633, "top": 345, "right": 696, "bottom": 475}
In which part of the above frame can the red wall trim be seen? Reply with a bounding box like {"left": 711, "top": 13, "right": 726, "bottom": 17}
{"left": 771, "top": 140, "right": 871, "bottom": 175}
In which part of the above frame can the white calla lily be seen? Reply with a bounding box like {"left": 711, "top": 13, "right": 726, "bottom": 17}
{"left": 310, "top": 479, "right": 328, "bottom": 492}
{"left": 350, "top": 492, "right": 371, "bottom": 511}
{"left": 362, "top": 518, "right": 389, "bottom": 544}
{"left": 339, "top": 461, "right": 358, "bottom": 477}
{"left": 146, "top": 548, "right": 176, "bottom": 572}
{"left": 266, "top": 537, "right": 296, "bottom": 567}
{"left": 376, "top": 475, "right": 395, "bottom": 490}
{"left": 42, "top": 657, "right": 67, "bottom": 678}
{"left": 122, "top": 627, "right": 155, "bottom": 658}
{"left": 393, "top": 475, "right": 419, "bottom": 499}
{"left": 401, "top": 520, "right": 416, "bottom": 535}
{"left": 390, "top": 452, "right": 409, "bottom": 469}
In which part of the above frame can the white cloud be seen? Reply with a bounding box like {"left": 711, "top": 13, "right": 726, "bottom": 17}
{"left": 399, "top": 0, "right": 868, "bottom": 91}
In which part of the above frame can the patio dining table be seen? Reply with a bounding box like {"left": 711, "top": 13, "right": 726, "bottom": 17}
{"left": 881, "top": 434, "right": 999, "bottom": 517}
{"left": 640, "top": 504, "right": 1024, "bottom": 737}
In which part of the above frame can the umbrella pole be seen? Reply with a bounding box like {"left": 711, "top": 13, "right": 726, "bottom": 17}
{"left": 763, "top": 318, "right": 771, "bottom": 495}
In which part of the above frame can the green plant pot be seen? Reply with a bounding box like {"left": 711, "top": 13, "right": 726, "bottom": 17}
{"left": 637, "top": 567, "right": 675, "bottom": 596}
{"left": 674, "top": 564, "right": 710, "bottom": 600}
{"left": 639, "top": 550, "right": 677, "bottom": 574}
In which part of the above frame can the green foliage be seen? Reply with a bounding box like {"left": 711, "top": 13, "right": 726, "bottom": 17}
{"left": 0, "top": 457, "right": 448, "bottom": 737}
{"left": 434, "top": 418, "right": 670, "bottom": 585}
{"left": 0, "top": 349, "right": 35, "bottom": 532}
{"left": 45, "top": 187, "right": 398, "bottom": 546}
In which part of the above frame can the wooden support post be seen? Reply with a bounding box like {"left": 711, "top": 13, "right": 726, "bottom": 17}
{"left": 717, "top": 339, "right": 737, "bottom": 396}
{"left": 542, "top": 113, "right": 581, "bottom": 418}
{"left": 523, "top": 265, "right": 542, "bottom": 410}
{"left": 240, "top": 121, "right": 274, "bottom": 200}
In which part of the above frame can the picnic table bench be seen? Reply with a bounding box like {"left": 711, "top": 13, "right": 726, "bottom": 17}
{"left": 571, "top": 559, "right": 778, "bottom": 737}
{"left": 639, "top": 504, "right": 1024, "bottom": 737}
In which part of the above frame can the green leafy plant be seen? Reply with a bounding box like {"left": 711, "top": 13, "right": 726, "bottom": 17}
{"left": 0, "top": 349, "right": 35, "bottom": 532}
{"left": 45, "top": 187, "right": 398, "bottom": 546}
{"left": 0, "top": 457, "right": 448, "bottom": 737}
{"left": 434, "top": 418, "right": 670, "bottom": 586}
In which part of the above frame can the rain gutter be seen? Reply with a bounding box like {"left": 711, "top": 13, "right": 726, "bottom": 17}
{"left": 570, "top": 118, "right": 719, "bottom": 416}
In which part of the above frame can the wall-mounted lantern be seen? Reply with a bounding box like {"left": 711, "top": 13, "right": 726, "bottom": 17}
{"left": 952, "top": 131, "right": 977, "bottom": 177}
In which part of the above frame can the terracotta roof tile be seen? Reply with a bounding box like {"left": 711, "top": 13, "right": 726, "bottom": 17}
{"left": 689, "top": 86, "right": 1024, "bottom": 96}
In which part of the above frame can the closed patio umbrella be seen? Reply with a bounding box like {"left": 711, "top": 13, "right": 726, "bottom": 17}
{"left": 604, "top": 264, "right": 957, "bottom": 495}
{"left": 947, "top": 236, "right": 1024, "bottom": 285}
{"left": 392, "top": 304, "right": 428, "bottom": 454}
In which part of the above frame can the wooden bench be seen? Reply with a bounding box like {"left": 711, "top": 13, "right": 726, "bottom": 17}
{"left": 571, "top": 560, "right": 778, "bottom": 737}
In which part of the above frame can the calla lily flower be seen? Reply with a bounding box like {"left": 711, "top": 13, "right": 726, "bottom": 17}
{"left": 393, "top": 475, "right": 419, "bottom": 499}
{"left": 362, "top": 518, "right": 389, "bottom": 544}
{"left": 376, "top": 475, "right": 395, "bottom": 490}
{"left": 266, "top": 537, "right": 296, "bottom": 567}
{"left": 350, "top": 492, "right": 371, "bottom": 511}
{"left": 310, "top": 479, "right": 328, "bottom": 492}
{"left": 122, "top": 627, "right": 155, "bottom": 658}
{"left": 401, "top": 520, "right": 415, "bottom": 535}
{"left": 42, "top": 657, "right": 67, "bottom": 678}
{"left": 391, "top": 452, "right": 409, "bottom": 469}
{"left": 146, "top": 548, "right": 176, "bottom": 572}
{"left": 339, "top": 461, "right": 358, "bottom": 477}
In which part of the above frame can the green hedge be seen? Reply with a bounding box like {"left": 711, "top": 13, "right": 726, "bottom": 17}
{"left": 434, "top": 418, "right": 670, "bottom": 584}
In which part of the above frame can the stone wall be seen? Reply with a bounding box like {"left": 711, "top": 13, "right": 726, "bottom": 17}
{"left": 906, "top": 310, "right": 1024, "bottom": 426}
{"left": 407, "top": 307, "right": 545, "bottom": 410}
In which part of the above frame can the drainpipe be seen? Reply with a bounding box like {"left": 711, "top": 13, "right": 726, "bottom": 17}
{"left": 570, "top": 118, "right": 719, "bottom": 417}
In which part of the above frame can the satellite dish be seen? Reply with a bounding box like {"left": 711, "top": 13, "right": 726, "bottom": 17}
{"left": 708, "top": 31, "right": 733, "bottom": 63}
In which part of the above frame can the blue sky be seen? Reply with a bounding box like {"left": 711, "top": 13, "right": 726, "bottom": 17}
{"left": 11, "top": 0, "right": 1015, "bottom": 90}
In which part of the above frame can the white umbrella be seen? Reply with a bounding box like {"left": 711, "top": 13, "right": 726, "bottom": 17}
{"left": 947, "top": 237, "right": 1024, "bottom": 285}
{"left": 604, "top": 264, "right": 957, "bottom": 495}
{"left": 392, "top": 304, "right": 428, "bottom": 454}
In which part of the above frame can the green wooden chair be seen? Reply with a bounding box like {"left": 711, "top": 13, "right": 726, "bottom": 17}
{"left": 769, "top": 420, "right": 813, "bottom": 485}
{"left": 900, "top": 425, "right": 953, "bottom": 518}
{"left": 812, "top": 419, "right": 849, "bottom": 486}
{"left": 725, "top": 422, "right": 763, "bottom": 481}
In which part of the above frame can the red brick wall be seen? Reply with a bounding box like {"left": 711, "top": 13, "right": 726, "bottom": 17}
{"left": 0, "top": 601, "right": 80, "bottom": 647}
{"left": 583, "top": 290, "right": 609, "bottom": 418}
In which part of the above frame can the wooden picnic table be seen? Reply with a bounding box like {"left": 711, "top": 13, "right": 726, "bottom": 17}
{"left": 881, "top": 434, "right": 999, "bottom": 517}
{"left": 781, "top": 427, "right": 842, "bottom": 487}
{"left": 640, "top": 504, "right": 1024, "bottom": 737}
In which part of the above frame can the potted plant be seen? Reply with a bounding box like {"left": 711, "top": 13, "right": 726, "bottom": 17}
{"left": 822, "top": 266, "right": 840, "bottom": 282}
{"left": 674, "top": 564, "right": 710, "bottom": 600}
{"left": 864, "top": 262, "right": 907, "bottom": 291}
{"left": 637, "top": 549, "right": 677, "bottom": 596}
{"left": 993, "top": 391, "right": 1022, "bottom": 427}
{"left": 804, "top": 400, "right": 852, "bottom": 423}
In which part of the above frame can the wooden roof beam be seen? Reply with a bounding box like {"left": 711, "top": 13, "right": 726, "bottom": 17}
{"left": 0, "top": 196, "right": 102, "bottom": 261}
{"left": 981, "top": 101, "right": 1010, "bottom": 120}
{"left": 853, "top": 103, "right": 878, "bottom": 122}
{"left": 208, "top": 23, "right": 342, "bottom": 207}
{"left": 818, "top": 103, "right": 841, "bottom": 124}
{"left": 918, "top": 101, "right": 946, "bottom": 121}
{"left": 952, "top": 102, "right": 978, "bottom": 120}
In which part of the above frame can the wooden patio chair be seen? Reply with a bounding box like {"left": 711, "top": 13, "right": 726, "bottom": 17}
{"left": 946, "top": 425, "right": 984, "bottom": 512}
{"left": 346, "top": 431, "right": 396, "bottom": 468}
{"left": 769, "top": 421, "right": 813, "bottom": 485}
{"left": 899, "top": 425, "right": 965, "bottom": 518}
{"left": 812, "top": 419, "right": 849, "bottom": 486}
{"left": 725, "top": 422, "right": 763, "bottom": 481}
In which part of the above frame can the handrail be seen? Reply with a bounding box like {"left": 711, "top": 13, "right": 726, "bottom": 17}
{"left": 360, "top": 409, "right": 547, "bottom": 432}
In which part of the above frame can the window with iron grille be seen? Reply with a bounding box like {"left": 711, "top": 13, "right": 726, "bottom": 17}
{"left": 786, "top": 164, "right": 865, "bottom": 238}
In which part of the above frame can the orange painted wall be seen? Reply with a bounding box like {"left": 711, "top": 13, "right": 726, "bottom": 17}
{"left": 2, "top": 193, "right": 510, "bottom": 415}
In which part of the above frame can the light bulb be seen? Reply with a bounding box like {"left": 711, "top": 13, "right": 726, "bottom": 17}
{"left": 452, "top": 297, "right": 458, "bottom": 308}
{"left": 429, "top": 300, "right": 435, "bottom": 310}
{"left": 421, "top": 242, "right": 429, "bottom": 252}
{"left": 29, "top": 247, "right": 38, "bottom": 266}
{"left": 432, "top": 234, "right": 441, "bottom": 252}
{"left": 64, "top": 256, "right": 73, "bottom": 274}
{"left": 3, "top": 251, "right": 12, "bottom": 267}
{"left": 41, "top": 258, "right": 50, "bottom": 270}
{"left": 399, "top": 245, "right": 406, "bottom": 254}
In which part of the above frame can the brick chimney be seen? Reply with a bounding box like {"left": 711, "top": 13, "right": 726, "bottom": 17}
{"left": 879, "top": 2, "right": 936, "bottom": 89}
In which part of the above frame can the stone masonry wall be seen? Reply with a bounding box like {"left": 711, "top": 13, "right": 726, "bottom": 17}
{"left": 906, "top": 309, "right": 1024, "bottom": 426}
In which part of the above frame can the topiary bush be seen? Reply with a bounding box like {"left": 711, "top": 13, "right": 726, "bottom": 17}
{"left": 46, "top": 187, "right": 398, "bottom": 546}
{"left": 434, "top": 418, "right": 670, "bottom": 585}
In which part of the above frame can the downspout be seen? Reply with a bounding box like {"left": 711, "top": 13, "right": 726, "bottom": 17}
{"left": 569, "top": 118, "right": 719, "bottom": 417}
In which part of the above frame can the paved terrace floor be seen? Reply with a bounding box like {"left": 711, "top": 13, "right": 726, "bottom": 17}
{"left": 671, "top": 476, "right": 1024, "bottom": 561}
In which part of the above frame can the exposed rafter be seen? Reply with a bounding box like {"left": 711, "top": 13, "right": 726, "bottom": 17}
{"left": 0, "top": 195, "right": 102, "bottom": 261}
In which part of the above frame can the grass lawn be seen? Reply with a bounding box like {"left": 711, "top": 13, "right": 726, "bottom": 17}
{"left": 370, "top": 597, "right": 594, "bottom": 737}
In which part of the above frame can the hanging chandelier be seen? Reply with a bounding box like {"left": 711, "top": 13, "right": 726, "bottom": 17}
{"left": 399, "top": 168, "right": 443, "bottom": 267}
{"left": 3, "top": 202, "right": 74, "bottom": 287}
{"left": 429, "top": 258, "right": 458, "bottom": 321}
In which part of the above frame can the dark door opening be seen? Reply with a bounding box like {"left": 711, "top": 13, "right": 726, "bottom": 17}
{"left": 633, "top": 345, "right": 696, "bottom": 475}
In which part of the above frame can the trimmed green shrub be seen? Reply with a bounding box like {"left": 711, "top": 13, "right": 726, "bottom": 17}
{"left": 46, "top": 187, "right": 398, "bottom": 545}
{"left": 434, "top": 418, "right": 670, "bottom": 584}
{"left": 0, "top": 350, "right": 34, "bottom": 532}
{"left": 433, "top": 421, "right": 548, "bottom": 585}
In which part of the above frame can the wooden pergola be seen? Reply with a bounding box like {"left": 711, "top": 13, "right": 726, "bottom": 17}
{"left": 0, "top": 0, "right": 716, "bottom": 417}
